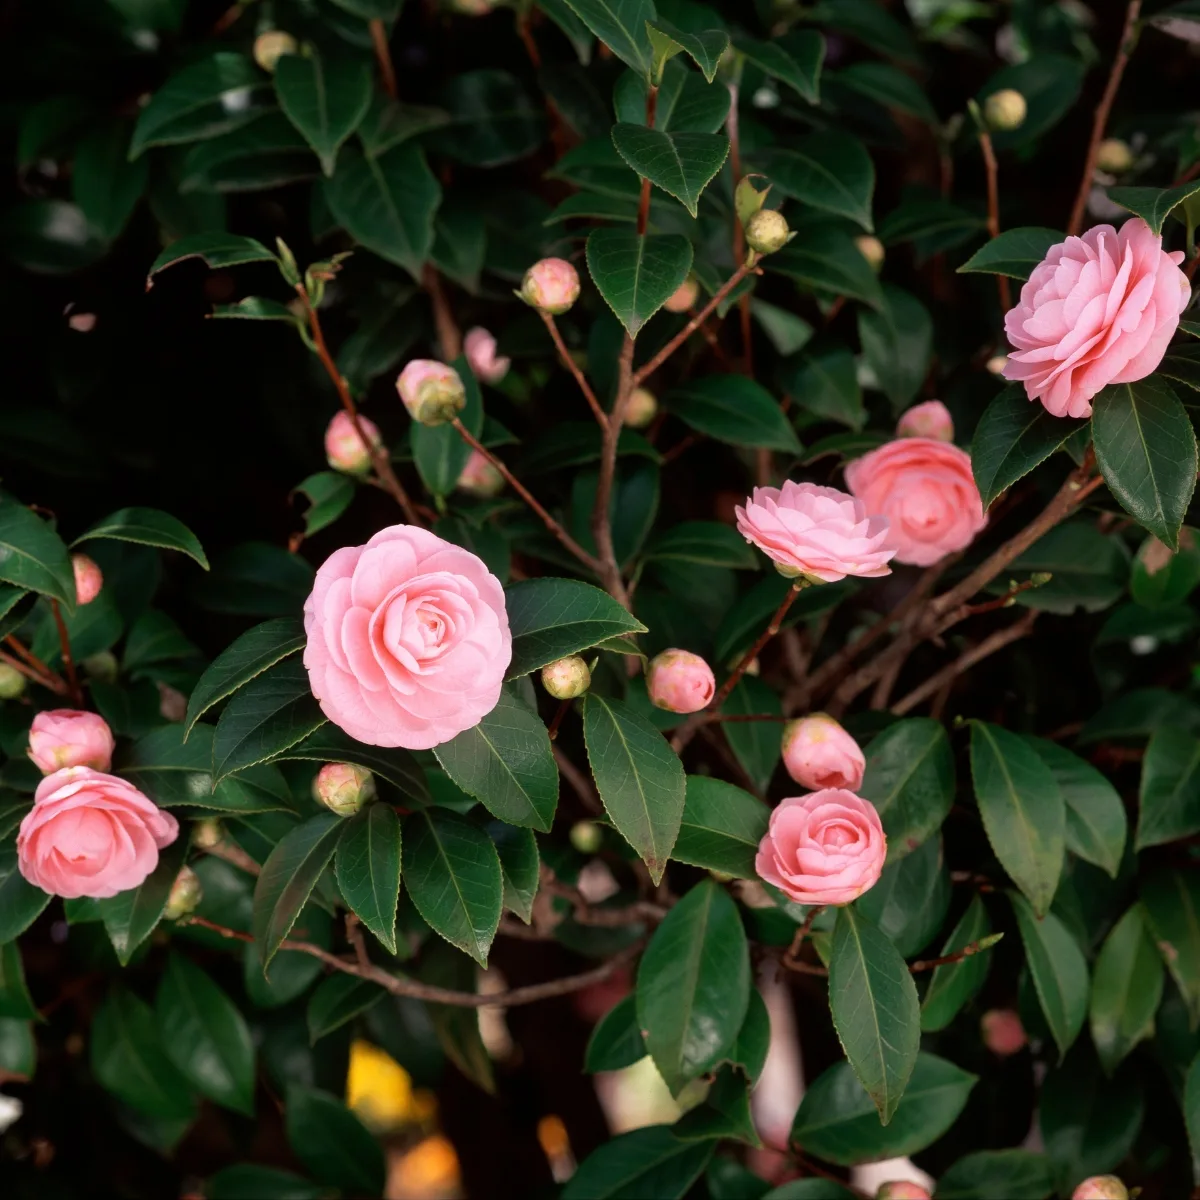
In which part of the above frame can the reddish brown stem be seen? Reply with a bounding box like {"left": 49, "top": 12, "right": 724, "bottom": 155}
{"left": 636, "top": 87, "right": 659, "bottom": 235}
{"left": 368, "top": 19, "right": 398, "bottom": 100}
{"left": 547, "top": 698, "right": 572, "bottom": 740}
{"left": 4, "top": 635, "right": 68, "bottom": 694}
{"left": 590, "top": 337, "right": 635, "bottom": 607}
{"left": 714, "top": 584, "right": 802, "bottom": 711}
{"left": 50, "top": 601, "right": 81, "bottom": 704}
{"left": 977, "top": 128, "right": 1012, "bottom": 311}
{"left": 423, "top": 264, "right": 463, "bottom": 361}
{"left": 539, "top": 311, "right": 606, "bottom": 426}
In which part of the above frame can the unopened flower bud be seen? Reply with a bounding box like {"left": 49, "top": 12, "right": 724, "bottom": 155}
{"left": 984, "top": 88, "right": 1026, "bottom": 131}
{"left": 570, "top": 820, "right": 603, "bottom": 854}
{"left": 625, "top": 387, "right": 658, "bottom": 430}
{"left": 981, "top": 1008, "right": 1027, "bottom": 1056}
{"left": 68, "top": 311, "right": 96, "bottom": 333}
{"left": 193, "top": 818, "right": 223, "bottom": 849}
{"left": 446, "top": 0, "right": 492, "bottom": 13}
{"left": 1072, "top": 1178, "right": 1128, "bottom": 1200}
{"left": 541, "top": 655, "right": 591, "bottom": 700}
{"left": 856, "top": 235, "right": 885, "bottom": 272}
{"left": 520, "top": 258, "right": 580, "bottom": 315}
{"left": 253, "top": 30, "right": 298, "bottom": 72}
{"left": 646, "top": 649, "right": 715, "bottom": 714}
{"left": 396, "top": 360, "right": 466, "bottom": 427}
{"left": 464, "top": 326, "right": 510, "bottom": 384}
{"left": 314, "top": 762, "right": 376, "bottom": 816}
{"left": 877, "top": 1184, "right": 932, "bottom": 1200}
{"left": 1096, "top": 138, "right": 1134, "bottom": 175}
{"left": 897, "top": 400, "right": 954, "bottom": 442}
{"left": 158, "top": 682, "right": 187, "bottom": 723}
{"left": 164, "top": 865, "right": 203, "bottom": 920}
{"left": 745, "top": 209, "right": 791, "bottom": 256}
{"left": 0, "top": 663, "right": 26, "bottom": 700}
{"left": 456, "top": 450, "right": 505, "bottom": 498}
{"left": 82, "top": 651, "right": 119, "bottom": 683}
{"left": 325, "top": 411, "right": 382, "bottom": 475}
{"left": 663, "top": 276, "right": 700, "bottom": 313}
{"left": 986, "top": 354, "right": 1008, "bottom": 375}
{"left": 72, "top": 554, "right": 103, "bottom": 606}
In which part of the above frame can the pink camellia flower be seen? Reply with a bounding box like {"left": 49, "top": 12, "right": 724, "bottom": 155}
{"left": 395, "top": 360, "right": 466, "bottom": 426}
{"left": 845, "top": 439, "right": 986, "bottom": 567}
{"left": 464, "top": 327, "right": 510, "bottom": 384}
{"left": 781, "top": 714, "right": 865, "bottom": 792}
{"left": 1003, "top": 217, "right": 1189, "bottom": 419}
{"left": 877, "top": 1184, "right": 932, "bottom": 1200}
{"left": 646, "top": 649, "right": 715, "bottom": 714}
{"left": 735, "top": 481, "right": 896, "bottom": 583}
{"left": 456, "top": 449, "right": 505, "bottom": 498}
{"left": 17, "top": 766, "right": 179, "bottom": 899}
{"left": 325, "top": 411, "right": 381, "bottom": 475}
{"left": 28, "top": 709, "right": 115, "bottom": 774}
{"left": 663, "top": 276, "right": 699, "bottom": 313}
{"left": 896, "top": 399, "right": 954, "bottom": 442}
{"left": 520, "top": 257, "right": 580, "bottom": 315}
{"left": 756, "top": 789, "right": 886, "bottom": 905}
{"left": 71, "top": 554, "right": 103, "bottom": 606}
{"left": 1072, "top": 1177, "right": 1129, "bottom": 1200}
{"left": 303, "top": 524, "right": 511, "bottom": 749}
{"left": 981, "top": 1008, "right": 1027, "bottom": 1056}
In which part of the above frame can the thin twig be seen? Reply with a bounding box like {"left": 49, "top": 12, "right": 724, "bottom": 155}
{"left": 783, "top": 905, "right": 824, "bottom": 969}
{"left": 2, "top": 637, "right": 67, "bottom": 694}
{"left": 368, "top": 19, "right": 398, "bottom": 100}
{"left": 202, "top": 839, "right": 262, "bottom": 877}
{"left": 50, "top": 601, "right": 81, "bottom": 704}
{"left": 714, "top": 585, "right": 802, "bottom": 711}
{"left": 976, "top": 127, "right": 1012, "bottom": 311}
{"left": 423, "top": 264, "right": 463, "bottom": 362}
{"left": 590, "top": 336, "right": 636, "bottom": 606}
{"left": 636, "top": 87, "right": 659, "bottom": 235}
{"left": 346, "top": 913, "right": 372, "bottom": 972}
{"left": 909, "top": 934, "right": 1002, "bottom": 974}
{"left": 539, "top": 311, "right": 606, "bottom": 426}
{"left": 553, "top": 745, "right": 603, "bottom": 815}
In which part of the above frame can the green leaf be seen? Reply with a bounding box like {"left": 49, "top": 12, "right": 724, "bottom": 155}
{"left": 877, "top": 196, "right": 985, "bottom": 253}
{"left": 252, "top": 813, "right": 344, "bottom": 969}
{"left": 326, "top": 143, "right": 441, "bottom": 280}
{"left": 790, "top": 1052, "right": 976, "bottom": 1166}
{"left": 306, "top": 974, "right": 385, "bottom": 1042}
{"left": 586, "top": 228, "right": 693, "bottom": 337}
{"left": 719, "top": 677, "right": 782, "bottom": 796}
{"left": 0, "top": 845, "right": 51, "bottom": 944}
{"left": 780, "top": 349, "right": 864, "bottom": 431}
{"left": 828, "top": 907, "right": 920, "bottom": 1124}
{"left": 433, "top": 690, "right": 558, "bottom": 831}
{"left": 0, "top": 942, "right": 37, "bottom": 1021}
{"left": 611, "top": 125, "right": 728, "bottom": 218}
{"left": 208, "top": 1166, "right": 322, "bottom": 1200}
{"left": 145, "top": 233, "right": 276, "bottom": 288}
{"left": 752, "top": 299, "right": 814, "bottom": 357}
{"left": 1136, "top": 726, "right": 1200, "bottom": 849}
{"left": 1187, "top": 1053, "right": 1200, "bottom": 1176}
{"left": 72, "top": 120, "right": 148, "bottom": 242}
{"left": 583, "top": 693, "right": 686, "bottom": 885}
{"left": 957, "top": 227, "right": 1063, "bottom": 281}
{"left": 836, "top": 61, "right": 938, "bottom": 124}
{"left": 761, "top": 1182, "right": 856, "bottom": 1200}
{"left": 1092, "top": 377, "right": 1197, "bottom": 550}
{"left": 970, "top": 721, "right": 1063, "bottom": 917}
{"left": 857, "top": 285, "right": 932, "bottom": 411}
{"left": 672, "top": 1065, "right": 759, "bottom": 1146}
{"left": 643, "top": 522, "right": 758, "bottom": 570}
{"left": 769, "top": 226, "right": 884, "bottom": 309}
{"left": 559, "top": 0, "right": 656, "bottom": 76}
{"left": 586, "top": 993, "right": 647, "bottom": 1072}
{"left": 1142, "top": 868, "right": 1200, "bottom": 1023}
{"left": 734, "top": 33, "right": 824, "bottom": 104}
{"left": 562, "top": 1125, "right": 714, "bottom": 1200}
{"left": 758, "top": 133, "right": 874, "bottom": 231}
{"left": 274, "top": 52, "right": 371, "bottom": 177}
{"left": 614, "top": 59, "right": 731, "bottom": 135}
{"left": 213, "top": 658, "right": 325, "bottom": 783}
{"left": 977, "top": 55, "right": 1084, "bottom": 149}
{"left": 637, "top": 880, "right": 750, "bottom": 1095}
{"left": 970, "top": 385, "right": 1087, "bottom": 509}
{"left": 1159, "top": 343, "right": 1200, "bottom": 394}
{"left": 920, "top": 894, "right": 993, "bottom": 1032}
{"left": 1108, "top": 179, "right": 1200, "bottom": 235}
{"left": 672, "top": 776, "right": 769, "bottom": 878}
{"left": 358, "top": 97, "right": 450, "bottom": 158}
{"left": 266, "top": 725, "right": 430, "bottom": 805}
{"left": 438, "top": 70, "right": 546, "bottom": 167}
{"left": 936, "top": 1150, "right": 1055, "bottom": 1200}
{"left": 505, "top": 577, "right": 647, "bottom": 678}
{"left": 855, "top": 835, "right": 950, "bottom": 959}
{"left": 177, "top": 112, "right": 317, "bottom": 194}
{"left": 1090, "top": 904, "right": 1164, "bottom": 1075}
{"left": 0, "top": 496, "right": 74, "bottom": 607}
{"left": 647, "top": 20, "right": 728, "bottom": 83}
{"left": 98, "top": 834, "right": 190, "bottom": 965}
{"left": 664, "top": 375, "right": 801, "bottom": 453}
{"left": 285, "top": 1085, "right": 385, "bottom": 1196}
{"left": 335, "top": 804, "right": 402, "bottom": 955}
{"left": 1010, "top": 891, "right": 1089, "bottom": 1061}
{"left": 156, "top": 953, "right": 255, "bottom": 1115}
{"left": 1004, "top": 522, "right": 1129, "bottom": 615}
{"left": 490, "top": 821, "right": 539, "bottom": 923}
{"left": 75, "top": 507, "right": 208, "bottom": 569}
{"left": 858, "top": 717, "right": 954, "bottom": 864}
{"left": 292, "top": 472, "right": 354, "bottom": 537}
{"left": 1131, "top": 527, "right": 1200, "bottom": 608}
{"left": 403, "top": 808, "right": 502, "bottom": 966}
{"left": 0, "top": 200, "right": 107, "bottom": 274}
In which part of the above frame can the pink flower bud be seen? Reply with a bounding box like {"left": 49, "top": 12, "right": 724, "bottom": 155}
{"left": 520, "top": 257, "right": 580, "bottom": 315}
{"left": 541, "top": 656, "right": 591, "bottom": 700}
{"left": 663, "top": 277, "right": 699, "bottom": 313}
{"left": 396, "top": 360, "right": 466, "bottom": 426}
{"left": 0, "top": 664, "right": 26, "bottom": 700}
{"left": 253, "top": 30, "right": 297, "bottom": 72}
{"left": 781, "top": 714, "right": 865, "bottom": 792}
{"left": 72, "top": 554, "right": 103, "bottom": 606}
{"left": 896, "top": 400, "right": 954, "bottom": 443}
{"left": 456, "top": 449, "right": 505, "bottom": 498}
{"left": 877, "top": 1184, "right": 932, "bottom": 1200}
{"left": 314, "top": 762, "right": 376, "bottom": 816}
{"left": 163, "top": 865, "right": 203, "bottom": 920}
{"left": 981, "top": 1008, "right": 1027, "bottom": 1056}
{"left": 157, "top": 683, "right": 187, "bottom": 723}
{"left": 193, "top": 818, "right": 223, "bottom": 849}
{"left": 68, "top": 311, "right": 97, "bottom": 333}
{"left": 1072, "top": 1177, "right": 1129, "bottom": 1200}
{"left": 464, "top": 326, "right": 510, "bottom": 384}
{"left": 646, "top": 649, "right": 715, "bottom": 714}
{"left": 28, "top": 709, "right": 115, "bottom": 774}
{"left": 325, "top": 411, "right": 382, "bottom": 475}
{"left": 856, "top": 236, "right": 885, "bottom": 272}
{"left": 625, "top": 387, "right": 657, "bottom": 430}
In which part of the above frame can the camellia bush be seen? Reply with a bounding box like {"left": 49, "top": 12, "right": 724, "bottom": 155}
{"left": 8, "top": 1, "right": 1200, "bottom": 1198}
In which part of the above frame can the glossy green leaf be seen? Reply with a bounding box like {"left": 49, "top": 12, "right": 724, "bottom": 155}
{"left": 970, "top": 721, "right": 1063, "bottom": 917}
{"left": 759, "top": 133, "right": 874, "bottom": 231}
{"left": 0, "top": 496, "right": 74, "bottom": 607}
{"left": 1142, "top": 868, "right": 1200, "bottom": 1023}
{"left": 920, "top": 894, "right": 993, "bottom": 1032}
{"left": 98, "top": 834, "right": 190, "bottom": 965}
{"left": 75, "top": 507, "right": 208, "bottom": 569}
{"left": 156, "top": 953, "right": 255, "bottom": 1114}
{"left": 274, "top": 52, "right": 371, "bottom": 177}
{"left": 208, "top": 1166, "right": 322, "bottom": 1200}
{"left": 1010, "top": 891, "right": 1088, "bottom": 1060}
{"left": 769, "top": 226, "right": 884, "bottom": 309}
{"left": 285, "top": 1085, "right": 386, "bottom": 1195}
{"left": 559, "top": 0, "right": 655, "bottom": 76}
{"left": 856, "top": 835, "right": 950, "bottom": 959}
{"left": 438, "top": 69, "right": 545, "bottom": 167}
{"left": 1186, "top": 1052, "right": 1200, "bottom": 1174}
{"left": 805, "top": 0, "right": 920, "bottom": 63}
{"left": 0, "top": 942, "right": 37, "bottom": 1021}
{"left": 562, "top": 1125, "right": 714, "bottom": 1200}
{"left": 836, "top": 61, "right": 938, "bottom": 124}
{"left": 978, "top": 55, "right": 1083, "bottom": 149}
{"left": 72, "top": 121, "right": 148, "bottom": 242}
{"left": 1004, "top": 522, "right": 1129, "bottom": 615}
{"left": 583, "top": 693, "right": 686, "bottom": 885}
{"left": 490, "top": 821, "right": 539, "bottom": 923}
{"left": 267, "top": 725, "right": 430, "bottom": 805}
{"left": 647, "top": 20, "right": 728, "bottom": 83}
{"left": 719, "top": 677, "right": 783, "bottom": 796}
{"left": 637, "top": 880, "right": 750, "bottom": 1095}
{"left": 614, "top": 59, "right": 731, "bottom": 134}
{"left": 403, "top": 808, "right": 502, "bottom": 965}
{"left": 1131, "top": 527, "right": 1200, "bottom": 608}
{"left": 178, "top": 113, "right": 316, "bottom": 194}
{"left": 145, "top": 232, "right": 275, "bottom": 287}
{"left": 761, "top": 1182, "right": 856, "bottom": 1200}
{"left": 877, "top": 196, "right": 985, "bottom": 252}
{"left": 672, "top": 1065, "right": 759, "bottom": 1146}
{"left": 672, "top": 776, "right": 769, "bottom": 878}
{"left": 1159, "top": 342, "right": 1200, "bottom": 394}
{"left": 1090, "top": 904, "right": 1163, "bottom": 1075}
{"left": 292, "top": 472, "right": 354, "bottom": 537}
{"left": 611, "top": 125, "right": 728, "bottom": 218}
{"left": 335, "top": 804, "right": 402, "bottom": 955}
{"left": 586, "top": 228, "right": 693, "bottom": 337}
{"left": 936, "top": 1149, "right": 1055, "bottom": 1199}
{"left": 857, "top": 285, "right": 932, "bottom": 410}
{"left": 644, "top": 522, "right": 759, "bottom": 570}
{"left": 306, "top": 973, "right": 385, "bottom": 1042}
{"left": 665, "top": 375, "right": 801, "bottom": 453}
{"left": 1092, "top": 377, "right": 1197, "bottom": 550}
{"left": 957, "top": 227, "right": 1062, "bottom": 281}
{"left": 1137, "top": 725, "right": 1200, "bottom": 848}
{"left": 0, "top": 845, "right": 51, "bottom": 944}
{"left": 1108, "top": 179, "right": 1200, "bottom": 234}
{"left": 734, "top": 33, "right": 823, "bottom": 104}
{"left": 586, "top": 993, "right": 647, "bottom": 1072}
{"left": 781, "top": 348, "right": 864, "bottom": 431}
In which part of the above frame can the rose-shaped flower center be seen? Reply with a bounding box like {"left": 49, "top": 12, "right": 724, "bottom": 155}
{"left": 376, "top": 578, "right": 474, "bottom": 671}
{"left": 899, "top": 484, "right": 950, "bottom": 530}
{"left": 816, "top": 818, "right": 859, "bottom": 851}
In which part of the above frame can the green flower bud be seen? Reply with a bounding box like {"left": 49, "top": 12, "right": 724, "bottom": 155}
{"left": 164, "top": 865, "right": 203, "bottom": 920}
{"left": 314, "top": 762, "right": 376, "bottom": 816}
{"left": 81, "top": 651, "right": 119, "bottom": 684}
{"left": 855, "top": 235, "right": 885, "bottom": 272}
{"left": 569, "top": 820, "right": 603, "bottom": 854}
{"left": 0, "top": 664, "right": 25, "bottom": 700}
{"left": 253, "top": 31, "right": 298, "bottom": 73}
{"left": 1096, "top": 138, "right": 1134, "bottom": 175}
{"left": 396, "top": 360, "right": 467, "bottom": 427}
{"left": 541, "top": 655, "right": 591, "bottom": 700}
{"left": 745, "top": 208, "right": 791, "bottom": 256}
{"left": 625, "top": 387, "right": 658, "bottom": 430}
{"left": 984, "top": 88, "right": 1027, "bottom": 131}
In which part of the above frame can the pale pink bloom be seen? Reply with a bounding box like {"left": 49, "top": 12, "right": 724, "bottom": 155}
{"left": 1072, "top": 1177, "right": 1129, "bottom": 1200}
{"left": 896, "top": 399, "right": 954, "bottom": 442}
{"left": 981, "top": 1008, "right": 1027, "bottom": 1056}
{"left": 67, "top": 312, "right": 96, "bottom": 333}
{"left": 646, "top": 650, "right": 715, "bottom": 714}
{"left": 456, "top": 450, "right": 504, "bottom": 498}
{"left": 303, "top": 525, "right": 511, "bottom": 749}
{"left": 735, "top": 481, "right": 895, "bottom": 583}
{"left": 755, "top": 789, "right": 886, "bottom": 905}
{"left": 1003, "top": 217, "right": 1189, "bottom": 418}
{"left": 325, "top": 411, "right": 381, "bottom": 475}
{"left": 464, "top": 327, "right": 510, "bottom": 384}
{"left": 17, "top": 766, "right": 179, "bottom": 899}
{"left": 28, "top": 709, "right": 115, "bottom": 774}
{"left": 71, "top": 554, "right": 103, "bottom": 606}
{"left": 782, "top": 714, "right": 865, "bottom": 792}
{"left": 877, "top": 1184, "right": 933, "bottom": 1200}
{"left": 663, "top": 277, "right": 699, "bottom": 313}
{"left": 845, "top": 438, "right": 986, "bottom": 566}
{"left": 520, "top": 258, "right": 580, "bottom": 315}
{"left": 395, "top": 360, "right": 466, "bottom": 426}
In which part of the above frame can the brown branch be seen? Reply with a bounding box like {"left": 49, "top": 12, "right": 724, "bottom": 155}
{"left": 553, "top": 745, "right": 603, "bottom": 815}
{"left": 783, "top": 905, "right": 824, "bottom": 968}
{"left": 423, "top": 264, "right": 462, "bottom": 362}
{"left": 590, "top": 336, "right": 636, "bottom": 607}
{"left": 2, "top": 637, "right": 67, "bottom": 695}
{"left": 636, "top": 86, "right": 658, "bottom": 235}
{"left": 50, "top": 601, "right": 82, "bottom": 704}
{"left": 346, "top": 913, "right": 372, "bottom": 972}
{"left": 977, "top": 127, "right": 1012, "bottom": 311}
{"left": 202, "top": 839, "right": 262, "bottom": 877}
{"left": 539, "top": 311, "right": 606, "bottom": 426}
{"left": 714, "top": 584, "right": 801, "bottom": 711}
{"left": 909, "top": 934, "right": 1002, "bottom": 974}
{"left": 1067, "top": 0, "right": 1142, "bottom": 236}
{"left": 368, "top": 19, "right": 398, "bottom": 100}
{"left": 541, "top": 872, "right": 667, "bottom": 928}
